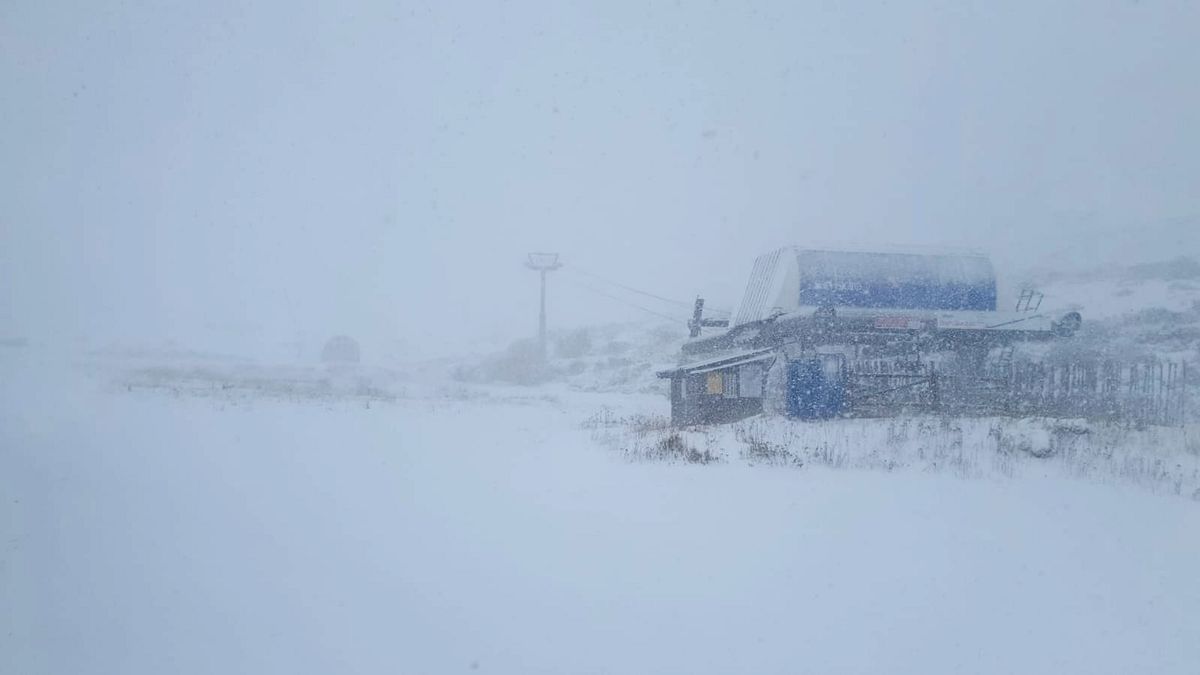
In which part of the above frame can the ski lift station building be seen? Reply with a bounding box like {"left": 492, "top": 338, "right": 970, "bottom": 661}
{"left": 658, "top": 247, "right": 1084, "bottom": 425}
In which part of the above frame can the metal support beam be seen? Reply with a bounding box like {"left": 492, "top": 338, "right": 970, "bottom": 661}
{"left": 525, "top": 252, "right": 563, "bottom": 360}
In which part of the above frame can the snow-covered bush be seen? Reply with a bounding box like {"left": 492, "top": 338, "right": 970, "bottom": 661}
{"left": 555, "top": 328, "right": 592, "bottom": 358}
{"left": 460, "top": 338, "right": 553, "bottom": 385}
{"left": 321, "top": 335, "right": 361, "bottom": 364}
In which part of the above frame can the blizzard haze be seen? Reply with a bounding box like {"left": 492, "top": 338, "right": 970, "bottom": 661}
{"left": 4, "top": 5, "right": 1200, "bottom": 675}
{"left": 3, "top": 1, "right": 1198, "bottom": 358}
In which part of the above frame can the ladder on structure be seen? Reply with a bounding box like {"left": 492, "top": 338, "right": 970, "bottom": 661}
{"left": 997, "top": 288, "right": 1044, "bottom": 377}
{"left": 1015, "top": 288, "right": 1044, "bottom": 312}
{"left": 996, "top": 344, "right": 1016, "bottom": 371}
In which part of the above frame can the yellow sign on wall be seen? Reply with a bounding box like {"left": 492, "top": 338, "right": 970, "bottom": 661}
{"left": 706, "top": 371, "right": 723, "bottom": 395}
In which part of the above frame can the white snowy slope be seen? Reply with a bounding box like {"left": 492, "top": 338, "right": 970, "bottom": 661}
{"left": 1034, "top": 257, "right": 1200, "bottom": 320}
{"left": 3, "top": 345, "right": 1200, "bottom": 675}
{"left": 1033, "top": 258, "right": 1200, "bottom": 364}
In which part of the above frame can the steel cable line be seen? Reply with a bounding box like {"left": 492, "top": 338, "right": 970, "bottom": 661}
{"left": 565, "top": 266, "right": 732, "bottom": 316}
{"left": 560, "top": 278, "right": 688, "bottom": 324}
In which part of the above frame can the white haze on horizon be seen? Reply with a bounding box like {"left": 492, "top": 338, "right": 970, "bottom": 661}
{"left": 3, "top": 1, "right": 1197, "bottom": 361}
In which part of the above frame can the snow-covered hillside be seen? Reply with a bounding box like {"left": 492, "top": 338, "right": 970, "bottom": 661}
{"left": 1034, "top": 256, "right": 1200, "bottom": 319}
{"left": 451, "top": 321, "right": 682, "bottom": 394}
{"left": 1036, "top": 256, "right": 1200, "bottom": 363}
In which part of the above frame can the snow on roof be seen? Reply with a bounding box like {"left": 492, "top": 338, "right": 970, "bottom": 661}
{"left": 656, "top": 348, "right": 775, "bottom": 378}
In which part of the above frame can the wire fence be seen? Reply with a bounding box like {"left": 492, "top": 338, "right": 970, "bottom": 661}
{"left": 1002, "top": 360, "right": 1188, "bottom": 426}
{"left": 844, "top": 358, "right": 1190, "bottom": 426}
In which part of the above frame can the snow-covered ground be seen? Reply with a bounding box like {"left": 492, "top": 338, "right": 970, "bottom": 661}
{"left": 2, "top": 257, "right": 1199, "bottom": 674}
{"left": 4, "top": 340, "right": 1200, "bottom": 675}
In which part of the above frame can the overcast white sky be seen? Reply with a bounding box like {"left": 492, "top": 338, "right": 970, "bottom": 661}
{"left": 2, "top": 1, "right": 1197, "bottom": 359}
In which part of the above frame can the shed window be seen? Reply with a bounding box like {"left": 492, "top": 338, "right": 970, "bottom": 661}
{"left": 739, "top": 364, "right": 764, "bottom": 398}
{"left": 722, "top": 370, "right": 739, "bottom": 399}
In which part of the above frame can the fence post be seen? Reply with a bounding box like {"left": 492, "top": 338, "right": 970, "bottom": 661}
{"left": 1183, "top": 361, "right": 1190, "bottom": 426}
{"left": 930, "top": 362, "right": 940, "bottom": 413}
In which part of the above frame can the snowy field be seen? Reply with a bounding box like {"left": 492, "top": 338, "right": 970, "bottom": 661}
{"left": 3, "top": 344, "right": 1200, "bottom": 675}
{"left": 8, "top": 1, "right": 1200, "bottom": 672}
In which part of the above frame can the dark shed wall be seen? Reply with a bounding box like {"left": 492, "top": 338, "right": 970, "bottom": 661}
{"left": 669, "top": 370, "right": 764, "bottom": 426}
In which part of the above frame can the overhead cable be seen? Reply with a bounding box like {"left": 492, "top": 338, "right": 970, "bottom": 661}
{"left": 566, "top": 266, "right": 732, "bottom": 316}
{"left": 561, "top": 279, "right": 688, "bottom": 324}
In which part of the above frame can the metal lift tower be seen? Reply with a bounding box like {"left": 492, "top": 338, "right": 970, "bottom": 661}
{"left": 525, "top": 252, "right": 563, "bottom": 360}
